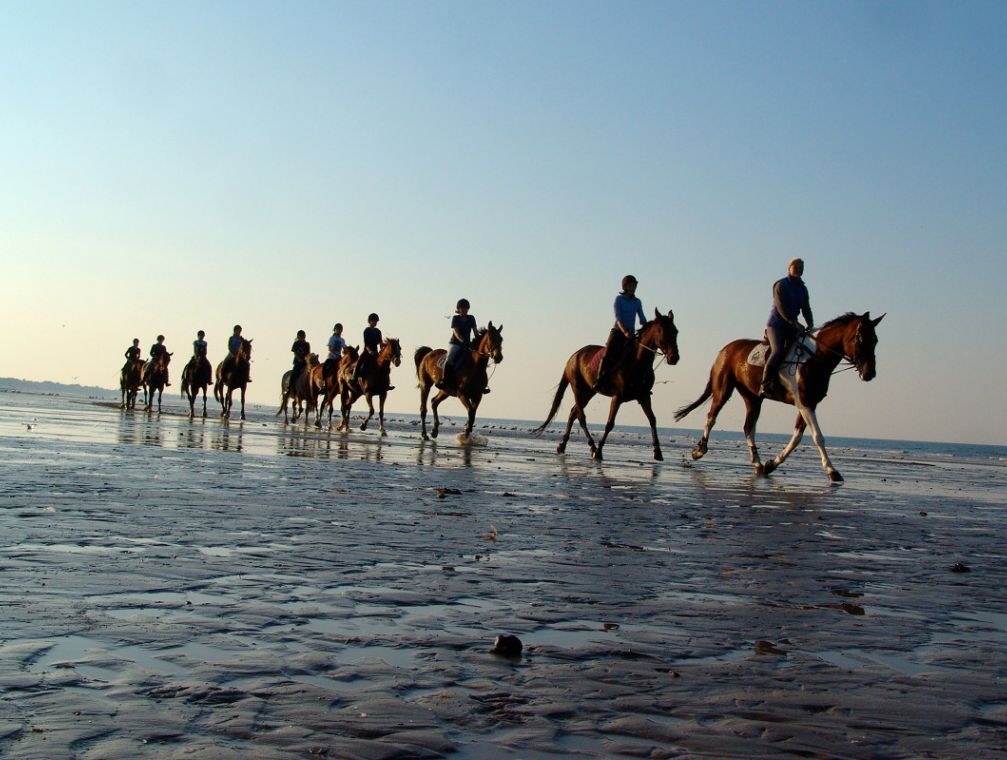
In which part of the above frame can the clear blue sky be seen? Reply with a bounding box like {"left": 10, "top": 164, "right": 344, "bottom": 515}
{"left": 2, "top": 1, "right": 1005, "bottom": 444}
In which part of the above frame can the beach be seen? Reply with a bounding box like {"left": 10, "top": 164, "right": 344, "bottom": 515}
{"left": 1, "top": 393, "right": 1005, "bottom": 759}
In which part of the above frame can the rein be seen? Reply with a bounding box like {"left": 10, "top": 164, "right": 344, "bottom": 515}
{"left": 785, "top": 328, "right": 859, "bottom": 376}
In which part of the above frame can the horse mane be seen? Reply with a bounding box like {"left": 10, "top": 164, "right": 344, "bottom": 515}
{"left": 818, "top": 312, "right": 858, "bottom": 331}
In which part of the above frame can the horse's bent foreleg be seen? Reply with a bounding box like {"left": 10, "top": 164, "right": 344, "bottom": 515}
{"left": 360, "top": 394, "right": 375, "bottom": 431}
{"left": 430, "top": 392, "right": 448, "bottom": 439}
{"left": 638, "top": 394, "right": 663, "bottom": 461}
{"left": 762, "top": 412, "right": 807, "bottom": 477}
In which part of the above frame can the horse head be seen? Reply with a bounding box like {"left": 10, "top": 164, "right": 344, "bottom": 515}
{"left": 382, "top": 338, "right": 402, "bottom": 367}
{"left": 643, "top": 309, "right": 679, "bottom": 365}
{"left": 239, "top": 338, "right": 253, "bottom": 360}
{"left": 478, "top": 321, "right": 504, "bottom": 364}
{"left": 817, "top": 312, "right": 884, "bottom": 381}
{"left": 847, "top": 311, "right": 884, "bottom": 381}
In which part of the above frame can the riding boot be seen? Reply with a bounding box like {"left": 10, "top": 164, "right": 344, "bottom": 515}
{"left": 436, "top": 366, "right": 455, "bottom": 393}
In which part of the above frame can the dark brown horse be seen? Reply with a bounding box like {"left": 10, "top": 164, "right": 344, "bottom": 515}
{"left": 120, "top": 359, "right": 143, "bottom": 410}
{"left": 214, "top": 337, "right": 253, "bottom": 420}
{"left": 534, "top": 310, "right": 680, "bottom": 461}
{"left": 181, "top": 356, "right": 213, "bottom": 419}
{"left": 675, "top": 311, "right": 885, "bottom": 482}
{"left": 316, "top": 346, "right": 358, "bottom": 429}
{"left": 415, "top": 322, "right": 504, "bottom": 441}
{"left": 338, "top": 338, "right": 401, "bottom": 435}
{"left": 142, "top": 352, "right": 172, "bottom": 413}
{"left": 277, "top": 353, "right": 321, "bottom": 425}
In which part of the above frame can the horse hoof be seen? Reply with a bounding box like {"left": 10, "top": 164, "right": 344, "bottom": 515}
{"left": 762, "top": 461, "right": 777, "bottom": 477}
{"left": 556, "top": 444, "right": 566, "bottom": 454}
{"left": 591, "top": 449, "right": 603, "bottom": 461}
{"left": 829, "top": 471, "right": 844, "bottom": 483}
{"left": 654, "top": 450, "right": 664, "bottom": 462}
{"left": 691, "top": 449, "right": 704, "bottom": 460}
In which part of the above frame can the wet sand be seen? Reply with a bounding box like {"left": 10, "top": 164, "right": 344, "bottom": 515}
{"left": 1, "top": 394, "right": 1005, "bottom": 758}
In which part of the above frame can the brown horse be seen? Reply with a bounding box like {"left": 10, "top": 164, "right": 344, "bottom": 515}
{"left": 337, "top": 339, "right": 401, "bottom": 435}
{"left": 277, "top": 353, "right": 321, "bottom": 425}
{"left": 120, "top": 359, "right": 143, "bottom": 410}
{"left": 180, "top": 356, "right": 213, "bottom": 419}
{"left": 316, "top": 346, "right": 358, "bottom": 429}
{"left": 675, "top": 311, "right": 885, "bottom": 482}
{"left": 534, "top": 310, "right": 680, "bottom": 461}
{"left": 415, "top": 322, "right": 504, "bottom": 440}
{"left": 142, "top": 352, "right": 172, "bottom": 413}
{"left": 214, "top": 337, "right": 253, "bottom": 420}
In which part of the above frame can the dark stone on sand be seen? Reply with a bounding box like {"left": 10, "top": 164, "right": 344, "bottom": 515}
{"left": 491, "top": 634, "right": 523, "bottom": 657}
{"left": 950, "top": 562, "right": 971, "bottom": 573}
{"left": 754, "top": 640, "right": 786, "bottom": 656}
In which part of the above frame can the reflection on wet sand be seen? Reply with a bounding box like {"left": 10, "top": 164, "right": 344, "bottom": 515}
{"left": 211, "top": 425, "right": 244, "bottom": 453}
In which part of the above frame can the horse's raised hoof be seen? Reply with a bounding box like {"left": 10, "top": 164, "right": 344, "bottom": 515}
{"left": 690, "top": 448, "right": 704, "bottom": 460}
{"left": 360, "top": 423, "right": 368, "bottom": 432}
{"left": 829, "top": 470, "right": 844, "bottom": 484}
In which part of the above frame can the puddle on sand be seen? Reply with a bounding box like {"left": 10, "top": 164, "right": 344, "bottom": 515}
{"left": 28, "top": 635, "right": 189, "bottom": 681}
{"left": 815, "top": 648, "right": 942, "bottom": 676}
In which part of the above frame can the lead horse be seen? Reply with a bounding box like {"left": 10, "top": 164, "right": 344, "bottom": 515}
{"left": 181, "top": 356, "right": 213, "bottom": 419}
{"left": 534, "top": 309, "right": 679, "bottom": 461}
{"left": 675, "top": 311, "right": 884, "bottom": 482}
{"left": 214, "top": 337, "right": 253, "bottom": 420}
{"left": 337, "top": 338, "right": 401, "bottom": 435}
{"left": 415, "top": 322, "right": 504, "bottom": 441}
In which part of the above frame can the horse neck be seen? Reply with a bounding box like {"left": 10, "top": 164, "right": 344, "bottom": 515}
{"left": 634, "top": 325, "right": 661, "bottom": 360}
{"left": 473, "top": 334, "right": 494, "bottom": 366}
{"left": 810, "top": 323, "right": 851, "bottom": 373}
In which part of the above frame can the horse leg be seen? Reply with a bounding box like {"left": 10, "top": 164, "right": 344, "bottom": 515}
{"left": 692, "top": 384, "right": 734, "bottom": 460}
{"left": 239, "top": 386, "right": 247, "bottom": 420}
{"left": 419, "top": 382, "right": 431, "bottom": 440}
{"left": 637, "top": 394, "right": 664, "bottom": 461}
{"left": 572, "top": 387, "right": 599, "bottom": 456}
{"left": 360, "top": 394, "right": 375, "bottom": 431}
{"left": 593, "top": 396, "right": 623, "bottom": 460}
{"left": 740, "top": 395, "right": 765, "bottom": 473}
{"left": 462, "top": 396, "right": 478, "bottom": 438}
{"left": 378, "top": 392, "right": 387, "bottom": 436}
{"left": 430, "top": 390, "right": 449, "bottom": 439}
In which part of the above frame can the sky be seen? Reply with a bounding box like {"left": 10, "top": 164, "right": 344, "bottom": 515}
{"left": 1, "top": 1, "right": 1005, "bottom": 445}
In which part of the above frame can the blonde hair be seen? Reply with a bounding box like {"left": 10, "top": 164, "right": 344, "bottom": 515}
{"left": 788, "top": 257, "right": 804, "bottom": 270}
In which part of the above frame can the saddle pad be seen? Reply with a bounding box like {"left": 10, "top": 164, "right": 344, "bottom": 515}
{"left": 588, "top": 347, "right": 606, "bottom": 375}
{"left": 436, "top": 354, "right": 448, "bottom": 370}
{"left": 747, "top": 343, "right": 770, "bottom": 367}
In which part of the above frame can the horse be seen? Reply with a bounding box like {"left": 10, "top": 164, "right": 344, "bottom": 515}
{"left": 180, "top": 355, "right": 213, "bottom": 419}
{"left": 214, "top": 337, "right": 253, "bottom": 420}
{"left": 674, "top": 311, "right": 885, "bottom": 483}
{"left": 120, "top": 359, "right": 143, "bottom": 410}
{"left": 316, "top": 346, "right": 359, "bottom": 429}
{"left": 415, "top": 322, "right": 504, "bottom": 441}
{"left": 141, "top": 352, "right": 172, "bottom": 413}
{"left": 337, "top": 338, "right": 401, "bottom": 436}
{"left": 534, "top": 310, "right": 680, "bottom": 461}
{"left": 277, "top": 354, "right": 322, "bottom": 425}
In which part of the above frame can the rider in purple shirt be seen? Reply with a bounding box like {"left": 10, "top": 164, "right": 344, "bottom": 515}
{"left": 761, "top": 258, "right": 814, "bottom": 397}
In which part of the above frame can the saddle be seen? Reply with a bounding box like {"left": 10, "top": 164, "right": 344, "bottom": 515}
{"left": 747, "top": 333, "right": 816, "bottom": 368}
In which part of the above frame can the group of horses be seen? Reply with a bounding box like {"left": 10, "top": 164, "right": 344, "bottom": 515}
{"left": 119, "top": 308, "right": 885, "bottom": 482}
{"left": 120, "top": 336, "right": 254, "bottom": 420}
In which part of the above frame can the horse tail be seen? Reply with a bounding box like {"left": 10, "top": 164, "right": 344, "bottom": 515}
{"left": 414, "top": 346, "right": 432, "bottom": 373}
{"left": 532, "top": 374, "right": 570, "bottom": 436}
{"left": 674, "top": 379, "right": 713, "bottom": 422}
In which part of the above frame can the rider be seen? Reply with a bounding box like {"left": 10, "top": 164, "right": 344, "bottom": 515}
{"left": 593, "top": 275, "right": 647, "bottom": 392}
{"left": 352, "top": 313, "right": 394, "bottom": 391}
{"left": 290, "top": 330, "right": 311, "bottom": 388}
{"left": 761, "top": 257, "right": 814, "bottom": 397}
{"left": 224, "top": 324, "right": 251, "bottom": 382}
{"left": 436, "top": 298, "right": 488, "bottom": 394}
{"left": 149, "top": 335, "right": 171, "bottom": 386}
{"left": 324, "top": 323, "right": 347, "bottom": 380}
{"left": 192, "top": 330, "right": 209, "bottom": 369}
{"left": 122, "top": 338, "right": 141, "bottom": 372}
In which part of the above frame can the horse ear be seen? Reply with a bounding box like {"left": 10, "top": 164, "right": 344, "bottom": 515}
{"left": 871, "top": 312, "right": 886, "bottom": 326}
{"left": 488, "top": 321, "right": 494, "bottom": 330}
{"left": 498, "top": 323, "right": 503, "bottom": 333}
{"left": 666, "top": 309, "right": 674, "bottom": 320}
{"left": 654, "top": 308, "right": 661, "bottom": 320}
